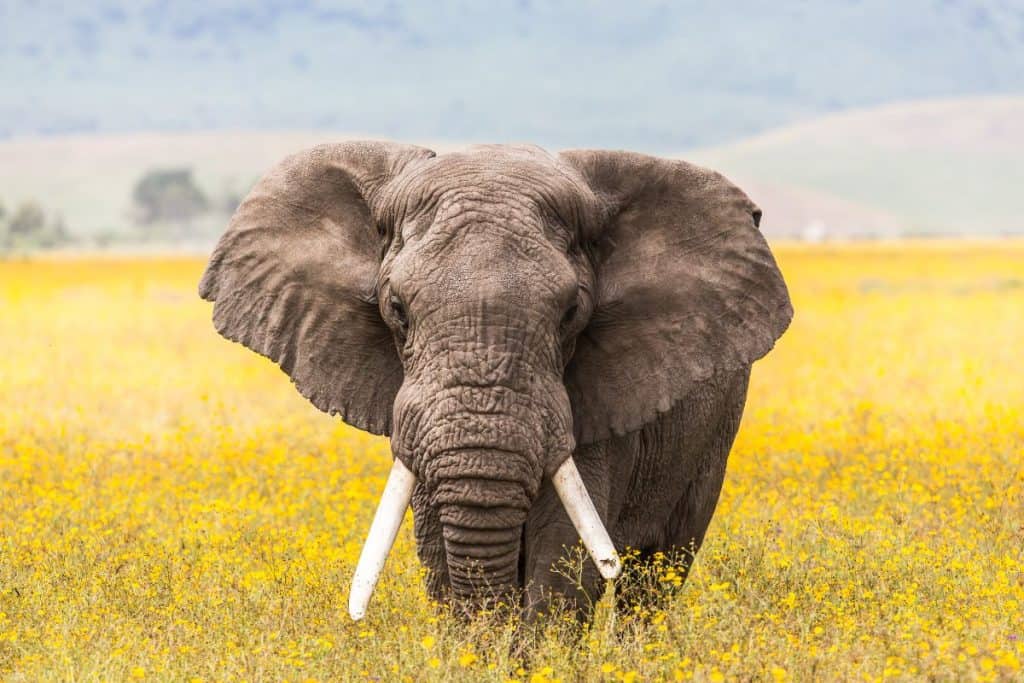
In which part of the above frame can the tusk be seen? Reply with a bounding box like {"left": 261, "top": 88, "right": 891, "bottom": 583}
{"left": 551, "top": 457, "right": 622, "bottom": 580}
{"left": 348, "top": 458, "right": 417, "bottom": 620}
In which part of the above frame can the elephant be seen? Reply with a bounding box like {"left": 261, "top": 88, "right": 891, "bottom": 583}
{"left": 198, "top": 141, "right": 792, "bottom": 621}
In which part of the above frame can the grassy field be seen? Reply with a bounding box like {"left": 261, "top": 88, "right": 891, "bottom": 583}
{"left": 1, "top": 244, "right": 1022, "bottom": 681}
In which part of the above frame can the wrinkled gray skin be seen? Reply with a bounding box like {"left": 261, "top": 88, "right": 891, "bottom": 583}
{"left": 199, "top": 142, "right": 792, "bottom": 617}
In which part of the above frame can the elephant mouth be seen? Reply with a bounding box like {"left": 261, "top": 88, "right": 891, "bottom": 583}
{"left": 347, "top": 457, "right": 621, "bottom": 620}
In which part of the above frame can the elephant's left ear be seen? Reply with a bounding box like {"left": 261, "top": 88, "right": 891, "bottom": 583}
{"left": 199, "top": 141, "right": 435, "bottom": 436}
{"left": 559, "top": 150, "right": 793, "bottom": 444}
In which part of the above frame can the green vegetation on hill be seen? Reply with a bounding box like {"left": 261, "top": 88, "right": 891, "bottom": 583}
{"left": 0, "top": 200, "right": 72, "bottom": 252}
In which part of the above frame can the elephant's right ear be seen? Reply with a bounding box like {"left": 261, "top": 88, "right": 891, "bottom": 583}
{"left": 560, "top": 150, "right": 793, "bottom": 445}
{"left": 198, "top": 141, "right": 435, "bottom": 435}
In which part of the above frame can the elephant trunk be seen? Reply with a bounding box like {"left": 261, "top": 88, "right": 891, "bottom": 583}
{"left": 348, "top": 378, "right": 622, "bottom": 619}
{"left": 432, "top": 454, "right": 533, "bottom": 602}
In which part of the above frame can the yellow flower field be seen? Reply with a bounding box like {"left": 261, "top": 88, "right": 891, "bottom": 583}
{"left": 1, "top": 243, "right": 1022, "bottom": 681}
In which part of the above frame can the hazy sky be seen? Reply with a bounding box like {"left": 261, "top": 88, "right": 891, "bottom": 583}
{"left": 3, "top": 1, "right": 1023, "bottom": 150}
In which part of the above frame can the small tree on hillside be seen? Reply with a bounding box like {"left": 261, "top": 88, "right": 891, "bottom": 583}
{"left": 1, "top": 201, "right": 71, "bottom": 250}
{"left": 7, "top": 202, "right": 45, "bottom": 238}
{"left": 3, "top": 202, "right": 46, "bottom": 249}
{"left": 132, "top": 168, "right": 209, "bottom": 225}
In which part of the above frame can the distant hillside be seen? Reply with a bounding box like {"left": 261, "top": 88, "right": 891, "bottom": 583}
{"left": 689, "top": 96, "right": 1024, "bottom": 238}
{"left": 3, "top": 1, "right": 1024, "bottom": 149}
{"left": 0, "top": 96, "right": 1022, "bottom": 243}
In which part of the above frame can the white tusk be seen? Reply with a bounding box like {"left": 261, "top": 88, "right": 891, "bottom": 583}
{"left": 550, "top": 457, "right": 622, "bottom": 580}
{"left": 348, "top": 458, "right": 417, "bottom": 620}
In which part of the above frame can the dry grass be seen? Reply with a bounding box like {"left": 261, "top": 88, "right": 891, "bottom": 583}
{"left": 1, "top": 243, "right": 1022, "bottom": 681}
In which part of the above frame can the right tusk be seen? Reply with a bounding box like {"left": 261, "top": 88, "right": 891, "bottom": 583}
{"left": 348, "top": 458, "right": 417, "bottom": 620}
{"left": 551, "top": 457, "right": 622, "bottom": 580}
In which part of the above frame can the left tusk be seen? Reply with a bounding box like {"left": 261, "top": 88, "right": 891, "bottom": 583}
{"left": 550, "top": 457, "right": 622, "bottom": 580}
{"left": 348, "top": 458, "right": 417, "bottom": 620}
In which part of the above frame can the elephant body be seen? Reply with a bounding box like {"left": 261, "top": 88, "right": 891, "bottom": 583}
{"left": 199, "top": 142, "right": 791, "bottom": 619}
{"left": 521, "top": 367, "right": 750, "bottom": 613}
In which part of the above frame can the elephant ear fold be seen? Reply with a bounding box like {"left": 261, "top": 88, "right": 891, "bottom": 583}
{"left": 559, "top": 150, "right": 793, "bottom": 444}
{"left": 198, "top": 141, "right": 435, "bottom": 435}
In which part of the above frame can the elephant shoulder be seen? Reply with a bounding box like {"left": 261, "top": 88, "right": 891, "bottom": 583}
{"left": 591, "top": 366, "right": 752, "bottom": 551}
{"left": 608, "top": 365, "right": 752, "bottom": 460}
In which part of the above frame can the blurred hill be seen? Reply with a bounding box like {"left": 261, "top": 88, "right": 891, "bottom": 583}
{"left": 0, "top": 132, "right": 462, "bottom": 247}
{"left": 0, "top": 131, "right": 354, "bottom": 246}
{"left": 690, "top": 96, "right": 1024, "bottom": 238}
{"left": 3, "top": 1, "right": 1024, "bottom": 150}
{"left": 0, "top": 96, "right": 1021, "bottom": 244}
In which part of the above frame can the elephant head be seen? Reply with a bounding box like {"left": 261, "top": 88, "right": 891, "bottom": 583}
{"left": 198, "top": 142, "right": 792, "bottom": 618}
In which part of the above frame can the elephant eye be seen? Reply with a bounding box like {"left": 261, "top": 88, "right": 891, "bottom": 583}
{"left": 561, "top": 303, "right": 579, "bottom": 328}
{"left": 390, "top": 295, "right": 408, "bottom": 329}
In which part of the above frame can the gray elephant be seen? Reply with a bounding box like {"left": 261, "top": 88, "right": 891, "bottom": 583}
{"left": 199, "top": 142, "right": 792, "bottom": 621}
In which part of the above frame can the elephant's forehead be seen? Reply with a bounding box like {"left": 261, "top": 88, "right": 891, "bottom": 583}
{"left": 383, "top": 148, "right": 583, "bottom": 306}
{"left": 389, "top": 147, "right": 602, "bottom": 236}
{"left": 414, "top": 148, "right": 564, "bottom": 188}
